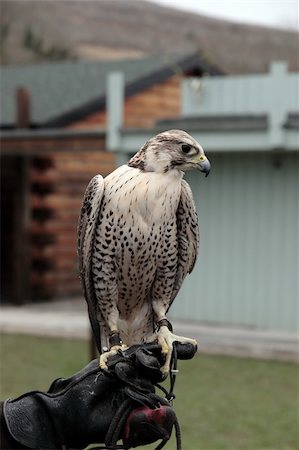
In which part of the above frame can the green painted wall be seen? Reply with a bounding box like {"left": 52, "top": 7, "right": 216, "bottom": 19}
{"left": 169, "top": 152, "right": 298, "bottom": 332}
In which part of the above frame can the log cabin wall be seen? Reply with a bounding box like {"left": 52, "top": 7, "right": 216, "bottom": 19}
{"left": 30, "top": 150, "right": 115, "bottom": 300}
{"left": 1, "top": 133, "right": 114, "bottom": 302}
{"left": 124, "top": 76, "right": 181, "bottom": 128}
{"left": 1, "top": 156, "right": 30, "bottom": 304}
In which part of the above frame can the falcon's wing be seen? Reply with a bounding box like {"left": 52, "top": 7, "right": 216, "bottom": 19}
{"left": 170, "top": 179, "right": 199, "bottom": 305}
{"left": 78, "top": 175, "right": 104, "bottom": 352}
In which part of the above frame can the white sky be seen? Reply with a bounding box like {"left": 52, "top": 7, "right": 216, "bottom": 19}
{"left": 152, "top": 0, "right": 299, "bottom": 30}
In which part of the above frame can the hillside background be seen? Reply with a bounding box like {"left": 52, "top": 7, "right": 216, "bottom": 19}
{"left": 1, "top": 0, "right": 298, "bottom": 73}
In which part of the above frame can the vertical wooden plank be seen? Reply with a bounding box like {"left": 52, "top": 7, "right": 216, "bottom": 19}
{"left": 12, "top": 156, "right": 31, "bottom": 304}
{"left": 16, "top": 87, "right": 31, "bottom": 128}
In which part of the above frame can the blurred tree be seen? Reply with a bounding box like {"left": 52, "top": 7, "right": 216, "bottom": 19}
{"left": 23, "top": 27, "right": 74, "bottom": 62}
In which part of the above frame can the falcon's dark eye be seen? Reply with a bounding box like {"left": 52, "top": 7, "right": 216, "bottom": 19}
{"left": 181, "top": 144, "right": 191, "bottom": 154}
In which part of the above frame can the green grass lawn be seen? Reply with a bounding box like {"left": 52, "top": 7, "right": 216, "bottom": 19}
{"left": 0, "top": 333, "right": 298, "bottom": 450}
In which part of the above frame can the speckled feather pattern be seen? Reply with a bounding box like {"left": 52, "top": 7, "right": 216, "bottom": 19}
{"left": 92, "top": 165, "right": 183, "bottom": 348}
{"left": 78, "top": 130, "right": 201, "bottom": 353}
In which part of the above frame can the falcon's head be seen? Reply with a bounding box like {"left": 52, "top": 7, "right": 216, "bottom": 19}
{"left": 128, "top": 129, "right": 210, "bottom": 176}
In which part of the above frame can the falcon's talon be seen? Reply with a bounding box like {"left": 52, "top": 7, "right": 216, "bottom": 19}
{"left": 157, "top": 325, "right": 197, "bottom": 373}
{"left": 117, "top": 347, "right": 128, "bottom": 357}
{"left": 99, "top": 344, "right": 128, "bottom": 370}
{"left": 160, "top": 340, "right": 170, "bottom": 355}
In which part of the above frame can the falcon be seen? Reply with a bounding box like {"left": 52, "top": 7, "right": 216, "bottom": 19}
{"left": 78, "top": 129, "right": 210, "bottom": 372}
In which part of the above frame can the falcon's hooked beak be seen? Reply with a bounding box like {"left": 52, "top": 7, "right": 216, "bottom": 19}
{"left": 194, "top": 154, "right": 211, "bottom": 177}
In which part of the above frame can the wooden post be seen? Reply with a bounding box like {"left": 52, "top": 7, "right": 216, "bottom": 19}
{"left": 12, "top": 157, "right": 31, "bottom": 304}
{"left": 16, "top": 87, "right": 31, "bottom": 128}
{"left": 12, "top": 87, "right": 31, "bottom": 303}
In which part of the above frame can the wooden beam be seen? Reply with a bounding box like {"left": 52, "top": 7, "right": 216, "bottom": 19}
{"left": 16, "top": 87, "right": 31, "bottom": 128}
{"left": 12, "top": 156, "right": 31, "bottom": 304}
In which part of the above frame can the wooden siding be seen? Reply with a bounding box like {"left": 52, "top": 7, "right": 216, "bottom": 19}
{"left": 69, "top": 76, "right": 181, "bottom": 129}
{"left": 69, "top": 110, "right": 107, "bottom": 129}
{"left": 124, "top": 76, "right": 181, "bottom": 128}
{"left": 169, "top": 152, "right": 298, "bottom": 333}
{"left": 29, "top": 151, "right": 115, "bottom": 299}
{"left": 1, "top": 133, "right": 107, "bottom": 156}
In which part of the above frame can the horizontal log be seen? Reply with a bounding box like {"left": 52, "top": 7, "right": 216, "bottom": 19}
{"left": 56, "top": 234, "right": 78, "bottom": 245}
{"left": 31, "top": 272, "right": 56, "bottom": 284}
{"left": 53, "top": 271, "right": 81, "bottom": 283}
{"left": 1, "top": 135, "right": 106, "bottom": 156}
{"left": 31, "top": 194, "right": 83, "bottom": 209}
{"left": 30, "top": 169, "right": 115, "bottom": 195}
{"left": 31, "top": 182, "right": 55, "bottom": 196}
{"left": 52, "top": 152, "right": 114, "bottom": 165}
{"left": 52, "top": 149, "right": 111, "bottom": 159}
{"left": 69, "top": 112, "right": 107, "bottom": 129}
{"left": 32, "top": 172, "right": 107, "bottom": 184}
{"left": 32, "top": 259, "right": 55, "bottom": 272}
{"left": 31, "top": 221, "right": 77, "bottom": 234}
{"left": 125, "top": 104, "right": 180, "bottom": 119}
{"left": 55, "top": 259, "right": 78, "bottom": 271}
{"left": 31, "top": 246, "right": 77, "bottom": 259}
{"left": 53, "top": 166, "right": 114, "bottom": 177}
{"left": 47, "top": 185, "right": 87, "bottom": 197}
{"left": 32, "top": 216, "right": 78, "bottom": 227}
{"left": 55, "top": 282, "right": 82, "bottom": 297}
{"left": 125, "top": 118, "right": 155, "bottom": 128}
{"left": 125, "top": 93, "right": 180, "bottom": 109}
{"left": 55, "top": 208, "right": 83, "bottom": 220}
{"left": 126, "top": 90, "right": 179, "bottom": 106}
{"left": 31, "top": 233, "right": 56, "bottom": 246}
{"left": 32, "top": 155, "right": 54, "bottom": 171}
{"left": 30, "top": 168, "right": 58, "bottom": 183}
{"left": 31, "top": 208, "right": 55, "bottom": 222}
{"left": 31, "top": 288, "right": 56, "bottom": 300}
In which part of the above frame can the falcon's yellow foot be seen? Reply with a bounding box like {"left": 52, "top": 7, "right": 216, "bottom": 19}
{"left": 157, "top": 326, "right": 197, "bottom": 374}
{"left": 99, "top": 344, "right": 128, "bottom": 370}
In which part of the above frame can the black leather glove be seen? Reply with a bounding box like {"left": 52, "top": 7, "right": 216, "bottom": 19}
{"left": 3, "top": 359, "right": 117, "bottom": 449}
{"left": 2, "top": 342, "right": 196, "bottom": 450}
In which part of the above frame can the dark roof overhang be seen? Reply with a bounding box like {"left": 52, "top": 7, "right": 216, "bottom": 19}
{"left": 42, "top": 53, "right": 224, "bottom": 128}
{"left": 156, "top": 114, "right": 268, "bottom": 132}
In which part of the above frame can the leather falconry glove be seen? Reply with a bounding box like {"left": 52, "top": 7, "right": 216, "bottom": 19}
{"left": 1, "top": 342, "right": 196, "bottom": 450}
